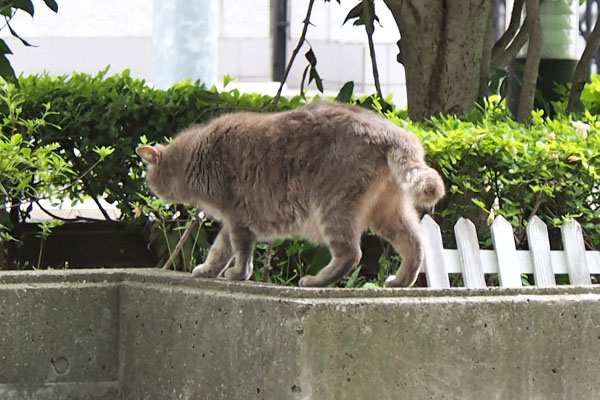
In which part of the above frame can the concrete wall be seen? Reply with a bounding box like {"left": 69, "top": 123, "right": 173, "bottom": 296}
{"left": 1, "top": 269, "right": 600, "bottom": 399}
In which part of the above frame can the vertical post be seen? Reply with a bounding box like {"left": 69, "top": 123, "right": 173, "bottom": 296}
{"left": 454, "top": 218, "right": 486, "bottom": 289}
{"left": 490, "top": 216, "right": 522, "bottom": 288}
{"left": 271, "top": 0, "right": 288, "bottom": 82}
{"left": 526, "top": 216, "right": 556, "bottom": 287}
{"left": 153, "top": 0, "right": 218, "bottom": 89}
{"left": 421, "top": 215, "right": 451, "bottom": 289}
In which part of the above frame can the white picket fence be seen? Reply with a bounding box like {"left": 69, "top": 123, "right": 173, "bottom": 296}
{"left": 420, "top": 215, "right": 600, "bottom": 288}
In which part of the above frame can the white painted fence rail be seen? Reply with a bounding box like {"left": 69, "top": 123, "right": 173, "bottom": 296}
{"left": 421, "top": 215, "right": 600, "bottom": 289}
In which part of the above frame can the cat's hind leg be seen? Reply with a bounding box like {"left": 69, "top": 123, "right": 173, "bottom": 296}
{"left": 222, "top": 224, "right": 257, "bottom": 281}
{"left": 370, "top": 200, "right": 424, "bottom": 288}
{"left": 299, "top": 222, "right": 362, "bottom": 287}
{"left": 192, "top": 226, "right": 234, "bottom": 278}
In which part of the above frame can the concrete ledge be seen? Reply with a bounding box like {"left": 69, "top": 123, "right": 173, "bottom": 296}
{"left": 1, "top": 269, "right": 600, "bottom": 399}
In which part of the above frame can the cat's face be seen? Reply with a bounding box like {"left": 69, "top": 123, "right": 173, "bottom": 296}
{"left": 136, "top": 144, "right": 182, "bottom": 203}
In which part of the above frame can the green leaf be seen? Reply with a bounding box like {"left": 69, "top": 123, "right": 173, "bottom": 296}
{"left": 305, "top": 47, "right": 317, "bottom": 68}
{"left": 0, "top": 39, "right": 12, "bottom": 55}
{"left": 343, "top": 0, "right": 379, "bottom": 28}
{"left": 194, "top": 90, "right": 224, "bottom": 104}
{"left": 223, "top": 74, "right": 235, "bottom": 88}
{"left": 335, "top": 81, "right": 354, "bottom": 103}
{"left": 93, "top": 146, "right": 115, "bottom": 158}
{"left": 7, "top": 23, "right": 34, "bottom": 47}
{"left": 42, "top": 0, "right": 59, "bottom": 12}
{"left": 0, "top": 52, "right": 16, "bottom": 82}
{"left": 12, "top": 0, "right": 34, "bottom": 16}
{"left": 362, "top": 282, "right": 379, "bottom": 289}
{"left": 299, "top": 65, "right": 310, "bottom": 99}
{"left": 343, "top": 2, "right": 364, "bottom": 25}
{"left": 310, "top": 68, "right": 323, "bottom": 93}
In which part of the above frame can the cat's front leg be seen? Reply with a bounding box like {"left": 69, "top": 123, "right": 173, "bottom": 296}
{"left": 222, "top": 225, "right": 256, "bottom": 281}
{"left": 192, "top": 226, "right": 234, "bottom": 278}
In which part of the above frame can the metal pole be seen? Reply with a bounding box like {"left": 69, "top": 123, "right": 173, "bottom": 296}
{"left": 153, "top": 0, "right": 218, "bottom": 89}
{"left": 271, "top": 0, "right": 288, "bottom": 82}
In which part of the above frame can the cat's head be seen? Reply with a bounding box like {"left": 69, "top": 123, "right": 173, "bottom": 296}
{"left": 136, "top": 144, "right": 187, "bottom": 203}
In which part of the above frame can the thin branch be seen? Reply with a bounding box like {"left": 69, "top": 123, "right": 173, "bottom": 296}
{"left": 568, "top": 12, "right": 600, "bottom": 112}
{"left": 517, "top": 0, "right": 541, "bottom": 123}
{"left": 492, "top": 16, "right": 531, "bottom": 70}
{"left": 33, "top": 199, "right": 110, "bottom": 222}
{"left": 37, "top": 237, "right": 44, "bottom": 268}
{"left": 363, "top": 0, "right": 383, "bottom": 99}
{"left": 272, "top": 0, "right": 316, "bottom": 108}
{"left": 491, "top": 0, "right": 525, "bottom": 62}
{"left": 54, "top": 156, "right": 104, "bottom": 194}
{"left": 162, "top": 217, "right": 199, "bottom": 271}
{"left": 527, "top": 190, "right": 545, "bottom": 222}
{"left": 66, "top": 147, "right": 113, "bottom": 221}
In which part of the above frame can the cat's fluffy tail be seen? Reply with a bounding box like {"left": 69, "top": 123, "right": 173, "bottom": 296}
{"left": 388, "top": 149, "right": 445, "bottom": 208}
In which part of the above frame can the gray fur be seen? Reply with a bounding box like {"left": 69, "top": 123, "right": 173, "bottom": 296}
{"left": 136, "top": 101, "right": 444, "bottom": 287}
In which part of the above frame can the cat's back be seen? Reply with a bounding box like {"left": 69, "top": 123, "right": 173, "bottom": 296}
{"left": 175, "top": 102, "right": 406, "bottom": 154}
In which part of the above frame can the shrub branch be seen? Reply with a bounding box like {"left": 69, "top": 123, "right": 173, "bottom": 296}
{"left": 272, "top": 0, "right": 316, "bottom": 108}
{"left": 363, "top": 0, "right": 383, "bottom": 99}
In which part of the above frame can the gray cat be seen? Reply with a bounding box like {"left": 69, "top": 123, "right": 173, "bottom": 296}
{"left": 136, "top": 101, "right": 444, "bottom": 287}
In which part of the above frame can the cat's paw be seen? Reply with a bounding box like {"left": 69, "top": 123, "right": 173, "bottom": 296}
{"left": 299, "top": 275, "right": 321, "bottom": 287}
{"left": 191, "top": 264, "right": 220, "bottom": 278}
{"left": 385, "top": 275, "right": 402, "bottom": 287}
{"left": 223, "top": 266, "right": 252, "bottom": 281}
{"left": 384, "top": 274, "right": 414, "bottom": 287}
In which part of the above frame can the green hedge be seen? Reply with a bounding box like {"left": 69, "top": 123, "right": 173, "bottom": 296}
{"left": 2, "top": 70, "right": 599, "bottom": 283}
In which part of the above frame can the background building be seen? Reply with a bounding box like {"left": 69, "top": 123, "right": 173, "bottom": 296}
{"left": 1, "top": 0, "right": 408, "bottom": 105}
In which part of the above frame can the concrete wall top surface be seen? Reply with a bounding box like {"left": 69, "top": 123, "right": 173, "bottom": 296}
{"left": 2, "top": 268, "right": 600, "bottom": 300}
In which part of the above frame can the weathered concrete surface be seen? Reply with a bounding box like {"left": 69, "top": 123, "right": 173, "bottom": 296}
{"left": 0, "top": 271, "right": 120, "bottom": 400}
{"left": 1, "top": 269, "right": 600, "bottom": 399}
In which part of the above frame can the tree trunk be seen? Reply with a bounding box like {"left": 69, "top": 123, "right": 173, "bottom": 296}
{"left": 516, "top": 0, "right": 542, "bottom": 123}
{"left": 383, "top": 0, "right": 495, "bottom": 120}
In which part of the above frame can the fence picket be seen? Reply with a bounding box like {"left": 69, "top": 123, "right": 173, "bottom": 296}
{"left": 454, "top": 218, "right": 486, "bottom": 288}
{"left": 561, "top": 220, "right": 592, "bottom": 285}
{"left": 490, "top": 216, "right": 522, "bottom": 288}
{"left": 526, "top": 216, "right": 556, "bottom": 287}
{"left": 421, "top": 215, "right": 450, "bottom": 289}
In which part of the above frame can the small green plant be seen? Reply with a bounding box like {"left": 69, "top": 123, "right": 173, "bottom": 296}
{"left": 131, "top": 195, "right": 210, "bottom": 271}
{"left": 36, "top": 219, "right": 65, "bottom": 267}
{"left": 0, "top": 79, "right": 117, "bottom": 268}
{"left": 0, "top": 82, "right": 73, "bottom": 265}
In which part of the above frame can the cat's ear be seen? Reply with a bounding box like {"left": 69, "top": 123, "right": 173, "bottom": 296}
{"left": 136, "top": 146, "right": 162, "bottom": 165}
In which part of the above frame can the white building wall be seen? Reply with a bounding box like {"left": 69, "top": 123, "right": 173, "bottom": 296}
{"left": 1, "top": 0, "right": 407, "bottom": 105}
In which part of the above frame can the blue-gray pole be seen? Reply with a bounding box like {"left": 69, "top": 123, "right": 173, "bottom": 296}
{"left": 153, "top": 0, "right": 217, "bottom": 89}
